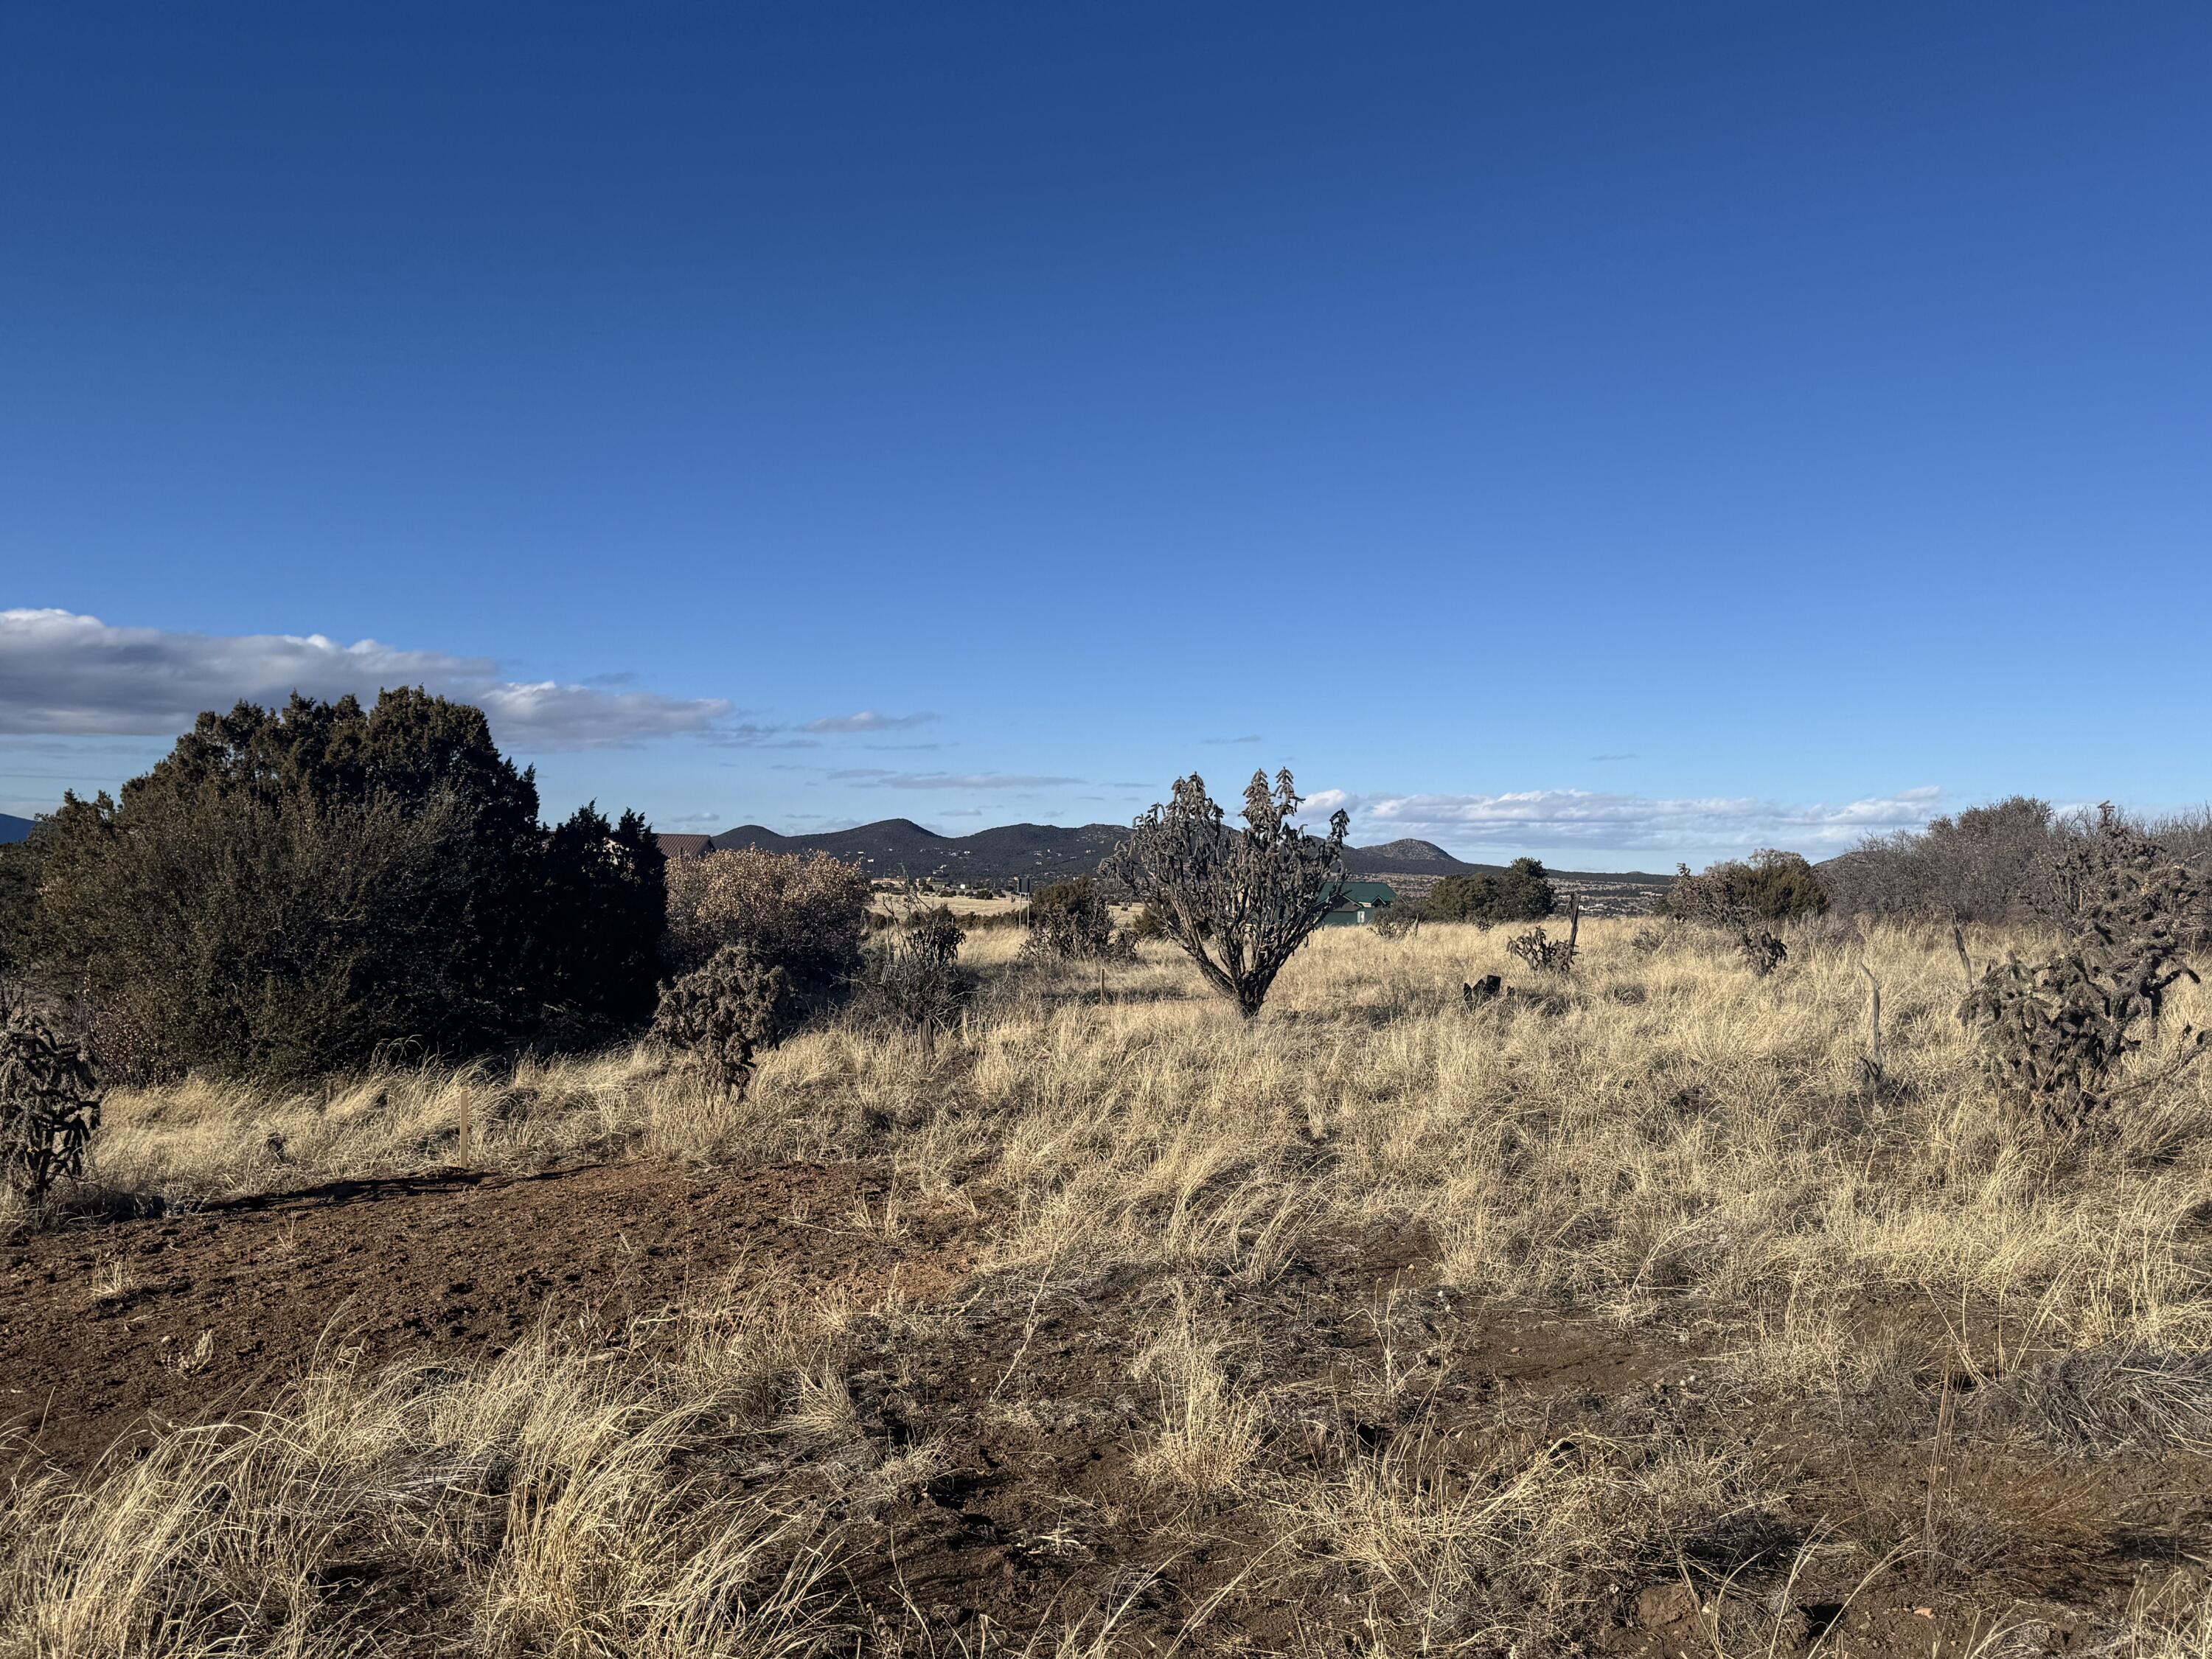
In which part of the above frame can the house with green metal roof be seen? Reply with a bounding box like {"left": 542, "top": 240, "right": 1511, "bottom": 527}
{"left": 1318, "top": 881, "right": 1397, "bottom": 926}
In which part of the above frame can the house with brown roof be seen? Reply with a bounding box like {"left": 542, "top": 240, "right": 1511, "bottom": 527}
{"left": 656, "top": 832, "right": 714, "bottom": 862}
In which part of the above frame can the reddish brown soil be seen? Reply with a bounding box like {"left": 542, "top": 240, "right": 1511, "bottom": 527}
{"left": 5, "top": 1178, "right": 2206, "bottom": 1654}
{"left": 826, "top": 1241, "right": 2212, "bottom": 1656}
{"left": 0, "top": 1160, "right": 975, "bottom": 1473}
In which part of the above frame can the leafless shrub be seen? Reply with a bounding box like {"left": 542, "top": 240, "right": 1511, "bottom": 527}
{"left": 1102, "top": 770, "right": 1348, "bottom": 1018}
{"left": 1959, "top": 807, "right": 2209, "bottom": 1135}
{"left": 664, "top": 847, "right": 872, "bottom": 997}
{"left": 1370, "top": 900, "right": 1424, "bottom": 939}
{"left": 649, "top": 945, "right": 785, "bottom": 1098}
{"left": 0, "top": 988, "right": 102, "bottom": 1200}
{"left": 1825, "top": 797, "right": 2065, "bottom": 923}
{"left": 1828, "top": 796, "right": 2212, "bottom": 931}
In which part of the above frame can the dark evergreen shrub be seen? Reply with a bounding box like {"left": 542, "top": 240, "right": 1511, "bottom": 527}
{"left": 27, "top": 691, "right": 664, "bottom": 1081}
{"left": 1023, "top": 877, "right": 1130, "bottom": 961}
{"left": 1662, "top": 849, "right": 1826, "bottom": 925}
{"left": 0, "top": 821, "right": 52, "bottom": 981}
{"left": 538, "top": 804, "right": 667, "bottom": 1034}
{"left": 1428, "top": 859, "right": 1556, "bottom": 925}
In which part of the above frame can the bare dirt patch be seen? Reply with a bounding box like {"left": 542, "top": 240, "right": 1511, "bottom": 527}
{"left": 0, "top": 1159, "right": 975, "bottom": 1474}
{"left": 840, "top": 1245, "right": 2212, "bottom": 1655}
{"left": 5, "top": 1182, "right": 2207, "bottom": 1652}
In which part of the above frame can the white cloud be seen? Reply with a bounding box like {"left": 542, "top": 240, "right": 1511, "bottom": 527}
{"left": 0, "top": 608, "right": 733, "bottom": 751}
{"left": 1301, "top": 785, "right": 1945, "bottom": 854}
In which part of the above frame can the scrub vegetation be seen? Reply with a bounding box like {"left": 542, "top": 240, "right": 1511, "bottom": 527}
{"left": 4, "top": 712, "right": 2212, "bottom": 1655}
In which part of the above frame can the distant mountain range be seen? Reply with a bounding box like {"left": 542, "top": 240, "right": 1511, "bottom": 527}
{"left": 684, "top": 817, "right": 1672, "bottom": 908}
{"left": 705, "top": 818, "right": 1127, "bottom": 883}
{"left": 0, "top": 814, "right": 31, "bottom": 845}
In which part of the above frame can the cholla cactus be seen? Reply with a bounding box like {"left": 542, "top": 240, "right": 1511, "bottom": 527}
{"left": 1739, "top": 929, "right": 1788, "bottom": 976}
{"left": 1, "top": 991, "right": 101, "bottom": 1200}
{"left": 649, "top": 945, "right": 786, "bottom": 1098}
{"left": 1103, "top": 771, "right": 1347, "bottom": 1018}
{"left": 1506, "top": 893, "right": 1581, "bottom": 976}
{"left": 1961, "top": 807, "right": 2208, "bottom": 1135}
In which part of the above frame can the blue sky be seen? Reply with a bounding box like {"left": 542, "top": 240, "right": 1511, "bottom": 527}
{"left": 4, "top": 3, "right": 2207, "bottom": 869}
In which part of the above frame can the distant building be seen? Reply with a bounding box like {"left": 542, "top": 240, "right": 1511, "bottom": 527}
{"left": 655, "top": 833, "right": 714, "bottom": 862}
{"left": 1319, "top": 881, "right": 1397, "bottom": 926}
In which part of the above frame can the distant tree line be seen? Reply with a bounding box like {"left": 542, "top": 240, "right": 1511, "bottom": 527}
{"left": 8, "top": 698, "right": 2206, "bottom": 1093}
{"left": 1823, "top": 797, "right": 2212, "bottom": 928}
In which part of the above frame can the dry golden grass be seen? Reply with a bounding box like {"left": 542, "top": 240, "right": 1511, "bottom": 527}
{"left": 1, "top": 1285, "right": 856, "bottom": 1658}
{"left": 10, "top": 917, "right": 2212, "bottom": 1653}
{"left": 51, "top": 917, "right": 2212, "bottom": 1357}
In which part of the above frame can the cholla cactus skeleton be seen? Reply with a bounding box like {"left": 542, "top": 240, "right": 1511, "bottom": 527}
{"left": 650, "top": 945, "right": 785, "bottom": 1098}
{"left": 1, "top": 992, "right": 102, "bottom": 1200}
{"left": 1103, "top": 771, "right": 1348, "bottom": 1018}
{"left": 1960, "top": 807, "right": 2209, "bottom": 1135}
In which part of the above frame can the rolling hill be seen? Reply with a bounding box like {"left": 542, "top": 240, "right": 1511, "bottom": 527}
{"left": 690, "top": 818, "right": 1672, "bottom": 910}
{"left": 0, "top": 813, "right": 32, "bottom": 845}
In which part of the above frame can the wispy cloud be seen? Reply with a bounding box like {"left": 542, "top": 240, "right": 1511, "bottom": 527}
{"left": 701, "top": 726, "right": 821, "bottom": 749}
{"left": 1298, "top": 785, "right": 1946, "bottom": 854}
{"left": 0, "top": 609, "right": 733, "bottom": 751}
{"left": 1201, "top": 734, "right": 1262, "bottom": 745}
{"left": 803, "top": 710, "right": 938, "bottom": 734}
{"left": 1587, "top": 753, "right": 1637, "bottom": 763}
{"left": 852, "top": 771, "right": 1084, "bottom": 791}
